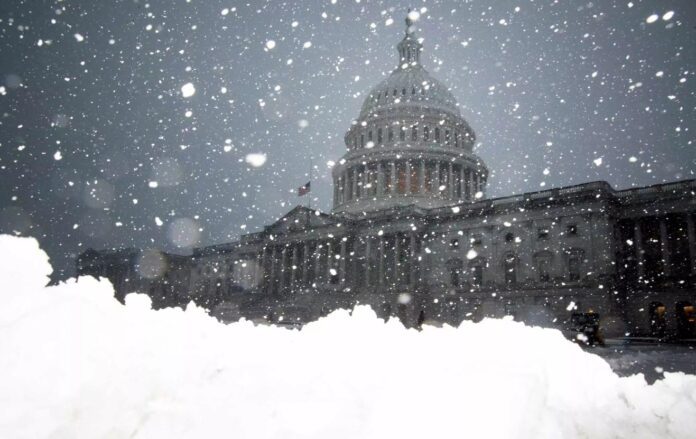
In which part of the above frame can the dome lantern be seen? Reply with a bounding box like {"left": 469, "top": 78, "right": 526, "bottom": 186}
{"left": 397, "top": 10, "right": 422, "bottom": 67}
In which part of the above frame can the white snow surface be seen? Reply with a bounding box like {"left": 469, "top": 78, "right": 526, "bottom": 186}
{"left": 0, "top": 235, "right": 695, "bottom": 439}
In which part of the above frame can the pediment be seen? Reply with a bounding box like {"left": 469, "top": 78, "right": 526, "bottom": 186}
{"left": 264, "top": 206, "right": 336, "bottom": 235}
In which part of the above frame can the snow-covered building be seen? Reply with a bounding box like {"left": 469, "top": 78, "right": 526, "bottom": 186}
{"left": 79, "top": 17, "right": 696, "bottom": 338}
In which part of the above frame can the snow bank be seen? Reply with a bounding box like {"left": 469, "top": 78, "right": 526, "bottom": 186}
{"left": 0, "top": 235, "right": 694, "bottom": 439}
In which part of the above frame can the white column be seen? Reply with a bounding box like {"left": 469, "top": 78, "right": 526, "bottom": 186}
{"left": 405, "top": 161, "right": 411, "bottom": 195}
{"left": 390, "top": 161, "right": 396, "bottom": 194}
{"left": 448, "top": 162, "right": 454, "bottom": 199}
{"left": 344, "top": 171, "right": 350, "bottom": 202}
{"left": 303, "top": 242, "right": 310, "bottom": 284}
{"left": 291, "top": 244, "right": 298, "bottom": 287}
{"left": 459, "top": 166, "right": 465, "bottom": 201}
{"left": 255, "top": 252, "right": 262, "bottom": 288}
{"left": 259, "top": 247, "right": 267, "bottom": 289}
{"left": 688, "top": 214, "right": 696, "bottom": 275}
{"left": 434, "top": 162, "right": 441, "bottom": 196}
{"left": 365, "top": 237, "right": 372, "bottom": 287}
{"left": 465, "top": 169, "right": 471, "bottom": 201}
{"left": 352, "top": 167, "right": 358, "bottom": 200}
{"left": 659, "top": 219, "right": 670, "bottom": 277}
{"left": 280, "top": 247, "right": 287, "bottom": 292}
{"left": 377, "top": 162, "right": 384, "bottom": 196}
{"left": 394, "top": 234, "right": 401, "bottom": 285}
{"left": 270, "top": 246, "right": 277, "bottom": 293}
{"left": 419, "top": 160, "right": 426, "bottom": 194}
{"left": 634, "top": 220, "right": 644, "bottom": 279}
{"left": 378, "top": 236, "right": 385, "bottom": 286}
{"left": 340, "top": 239, "right": 347, "bottom": 285}
{"left": 326, "top": 241, "right": 333, "bottom": 281}
{"left": 409, "top": 233, "right": 417, "bottom": 285}
{"left": 314, "top": 241, "right": 322, "bottom": 283}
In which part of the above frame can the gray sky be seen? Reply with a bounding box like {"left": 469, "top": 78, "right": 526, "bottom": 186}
{"left": 1, "top": 0, "right": 694, "bottom": 281}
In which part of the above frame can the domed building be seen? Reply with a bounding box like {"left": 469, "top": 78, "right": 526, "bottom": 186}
{"left": 80, "top": 16, "right": 696, "bottom": 339}
{"left": 332, "top": 15, "right": 487, "bottom": 214}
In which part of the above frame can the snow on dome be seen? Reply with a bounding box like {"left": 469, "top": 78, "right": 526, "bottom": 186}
{"left": 358, "top": 17, "right": 459, "bottom": 119}
{"left": 359, "top": 65, "right": 460, "bottom": 118}
{"left": 0, "top": 234, "right": 695, "bottom": 438}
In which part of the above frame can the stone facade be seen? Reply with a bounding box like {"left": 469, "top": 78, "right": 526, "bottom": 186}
{"left": 78, "top": 18, "right": 696, "bottom": 338}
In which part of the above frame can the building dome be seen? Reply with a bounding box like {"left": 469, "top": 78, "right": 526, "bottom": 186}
{"left": 359, "top": 64, "right": 460, "bottom": 119}
{"left": 331, "top": 14, "right": 488, "bottom": 215}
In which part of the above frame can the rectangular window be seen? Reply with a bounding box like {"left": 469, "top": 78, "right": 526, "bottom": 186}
{"left": 537, "top": 228, "right": 549, "bottom": 240}
{"left": 471, "top": 235, "right": 483, "bottom": 246}
{"left": 423, "top": 126, "right": 430, "bottom": 141}
{"left": 471, "top": 265, "right": 483, "bottom": 286}
{"left": 411, "top": 126, "right": 418, "bottom": 141}
{"left": 567, "top": 224, "right": 578, "bottom": 236}
{"left": 435, "top": 127, "right": 441, "bottom": 142}
{"left": 377, "top": 128, "right": 383, "bottom": 144}
{"left": 399, "top": 127, "right": 406, "bottom": 141}
{"left": 388, "top": 128, "right": 394, "bottom": 142}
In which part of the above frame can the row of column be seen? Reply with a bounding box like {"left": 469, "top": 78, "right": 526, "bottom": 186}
{"left": 349, "top": 123, "right": 472, "bottom": 151}
{"left": 632, "top": 214, "right": 696, "bottom": 279}
{"left": 334, "top": 159, "right": 485, "bottom": 205}
{"left": 258, "top": 232, "right": 420, "bottom": 293}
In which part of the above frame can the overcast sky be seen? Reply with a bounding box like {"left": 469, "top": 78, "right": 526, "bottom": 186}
{"left": 1, "top": 0, "right": 694, "bottom": 281}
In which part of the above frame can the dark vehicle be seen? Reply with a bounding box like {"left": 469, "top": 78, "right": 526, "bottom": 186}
{"left": 571, "top": 312, "right": 603, "bottom": 346}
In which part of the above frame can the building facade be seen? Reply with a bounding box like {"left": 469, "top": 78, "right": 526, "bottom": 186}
{"left": 78, "top": 18, "right": 696, "bottom": 338}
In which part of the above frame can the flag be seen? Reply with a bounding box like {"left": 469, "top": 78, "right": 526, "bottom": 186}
{"left": 297, "top": 181, "right": 311, "bottom": 196}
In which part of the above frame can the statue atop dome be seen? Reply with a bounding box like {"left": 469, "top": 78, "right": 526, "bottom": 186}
{"left": 398, "top": 10, "right": 422, "bottom": 67}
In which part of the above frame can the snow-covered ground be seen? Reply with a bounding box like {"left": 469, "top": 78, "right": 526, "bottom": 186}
{"left": 592, "top": 342, "right": 696, "bottom": 384}
{"left": 1, "top": 235, "right": 695, "bottom": 439}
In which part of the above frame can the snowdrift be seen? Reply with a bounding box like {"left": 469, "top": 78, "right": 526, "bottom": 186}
{"left": 0, "top": 235, "right": 694, "bottom": 439}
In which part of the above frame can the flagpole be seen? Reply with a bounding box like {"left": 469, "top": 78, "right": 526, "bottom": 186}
{"left": 308, "top": 157, "right": 312, "bottom": 211}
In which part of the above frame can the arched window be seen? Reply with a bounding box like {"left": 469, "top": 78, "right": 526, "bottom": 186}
{"left": 435, "top": 127, "right": 441, "bottom": 142}
{"left": 411, "top": 126, "right": 418, "bottom": 141}
{"left": 402, "top": 88, "right": 406, "bottom": 96}
{"left": 377, "top": 128, "right": 383, "bottom": 144}
{"left": 469, "top": 257, "right": 486, "bottom": 287}
{"left": 423, "top": 126, "right": 430, "bottom": 141}
{"left": 368, "top": 130, "right": 373, "bottom": 142}
{"left": 399, "top": 126, "right": 406, "bottom": 141}
{"left": 454, "top": 132, "right": 459, "bottom": 148}
{"left": 411, "top": 86, "right": 416, "bottom": 95}
{"left": 388, "top": 127, "right": 394, "bottom": 142}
